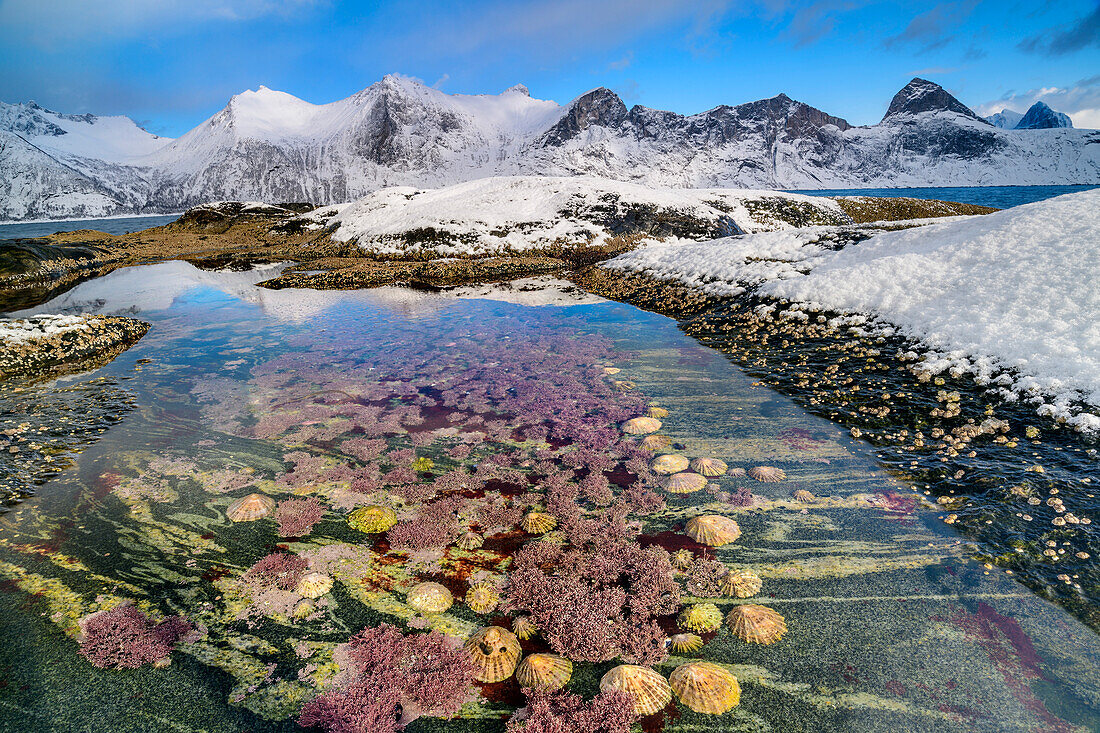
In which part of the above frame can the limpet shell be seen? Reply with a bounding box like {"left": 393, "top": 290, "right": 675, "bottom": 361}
{"left": 347, "top": 505, "right": 397, "bottom": 533}
{"left": 465, "top": 582, "right": 500, "bottom": 614}
{"left": 600, "top": 664, "right": 673, "bottom": 716}
{"left": 669, "top": 633, "right": 704, "bottom": 653}
{"left": 685, "top": 515, "right": 741, "bottom": 546}
{"left": 670, "top": 549, "right": 695, "bottom": 571}
{"left": 792, "top": 489, "right": 815, "bottom": 502}
{"left": 457, "top": 531, "right": 484, "bottom": 550}
{"left": 663, "top": 472, "right": 708, "bottom": 494}
{"left": 720, "top": 569, "right": 762, "bottom": 599}
{"left": 226, "top": 493, "right": 274, "bottom": 522}
{"left": 465, "top": 626, "right": 521, "bottom": 683}
{"left": 406, "top": 582, "right": 454, "bottom": 614}
{"left": 622, "top": 417, "right": 662, "bottom": 435}
{"left": 748, "top": 466, "right": 786, "bottom": 482}
{"left": 295, "top": 572, "right": 333, "bottom": 599}
{"left": 521, "top": 511, "right": 557, "bottom": 534}
{"left": 512, "top": 615, "right": 538, "bottom": 640}
{"left": 678, "top": 603, "right": 723, "bottom": 633}
{"left": 651, "top": 454, "right": 690, "bottom": 475}
{"left": 603, "top": 367, "right": 621, "bottom": 375}
{"left": 690, "top": 458, "right": 728, "bottom": 477}
{"left": 670, "top": 662, "right": 741, "bottom": 714}
{"left": 647, "top": 406, "right": 669, "bottom": 419}
{"left": 515, "top": 653, "right": 572, "bottom": 690}
{"left": 725, "top": 604, "right": 787, "bottom": 645}
{"left": 641, "top": 435, "right": 673, "bottom": 451}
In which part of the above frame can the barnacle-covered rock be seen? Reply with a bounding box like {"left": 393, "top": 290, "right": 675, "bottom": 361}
{"left": 670, "top": 662, "right": 741, "bottom": 714}
{"left": 669, "top": 633, "right": 704, "bottom": 653}
{"left": 690, "top": 458, "right": 728, "bottom": 477}
{"left": 651, "top": 454, "right": 690, "bottom": 475}
{"left": 406, "top": 582, "right": 454, "bottom": 614}
{"left": 465, "top": 582, "right": 500, "bottom": 614}
{"left": 678, "top": 603, "right": 723, "bottom": 633}
{"left": 347, "top": 505, "right": 397, "bottom": 533}
{"left": 295, "top": 572, "right": 333, "bottom": 599}
{"left": 748, "top": 466, "right": 787, "bottom": 482}
{"left": 457, "top": 531, "right": 484, "bottom": 550}
{"left": 641, "top": 435, "right": 673, "bottom": 451}
{"left": 512, "top": 615, "right": 538, "bottom": 640}
{"left": 521, "top": 511, "right": 557, "bottom": 534}
{"left": 726, "top": 604, "right": 787, "bottom": 645}
{"left": 515, "top": 653, "right": 572, "bottom": 690}
{"left": 226, "top": 493, "right": 274, "bottom": 522}
{"left": 720, "top": 569, "right": 762, "bottom": 599}
{"left": 622, "top": 417, "right": 662, "bottom": 435}
{"left": 685, "top": 515, "right": 741, "bottom": 546}
{"left": 663, "top": 472, "right": 707, "bottom": 494}
{"left": 465, "top": 626, "right": 521, "bottom": 683}
{"left": 600, "top": 664, "right": 673, "bottom": 716}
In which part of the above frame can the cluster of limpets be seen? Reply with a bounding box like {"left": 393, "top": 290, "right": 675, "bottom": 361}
{"left": 610, "top": 374, "right": 795, "bottom": 500}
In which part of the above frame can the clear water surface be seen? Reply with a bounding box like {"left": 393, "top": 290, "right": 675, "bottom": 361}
{"left": 0, "top": 264, "right": 1097, "bottom": 732}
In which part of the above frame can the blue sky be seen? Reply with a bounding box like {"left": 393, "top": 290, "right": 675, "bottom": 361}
{"left": 1, "top": 0, "right": 1098, "bottom": 136}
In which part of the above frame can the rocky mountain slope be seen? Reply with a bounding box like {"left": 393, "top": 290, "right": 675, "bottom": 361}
{"left": 2, "top": 77, "right": 1098, "bottom": 221}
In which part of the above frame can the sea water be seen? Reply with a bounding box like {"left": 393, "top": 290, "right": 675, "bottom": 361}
{"left": 0, "top": 264, "right": 1097, "bottom": 731}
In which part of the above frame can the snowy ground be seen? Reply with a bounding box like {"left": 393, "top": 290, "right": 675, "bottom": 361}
{"left": 318, "top": 176, "right": 846, "bottom": 257}
{"left": 607, "top": 189, "right": 1100, "bottom": 432}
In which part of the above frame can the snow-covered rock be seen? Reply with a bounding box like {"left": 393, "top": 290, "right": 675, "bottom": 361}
{"left": 2, "top": 77, "right": 1099, "bottom": 221}
{"left": 322, "top": 176, "right": 848, "bottom": 257}
{"left": 608, "top": 189, "right": 1100, "bottom": 430}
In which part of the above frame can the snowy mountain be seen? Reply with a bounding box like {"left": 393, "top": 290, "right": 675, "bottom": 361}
{"left": 986, "top": 102, "right": 1073, "bottom": 130}
{"left": 985, "top": 109, "right": 1024, "bottom": 129}
{"left": 2, "top": 76, "right": 1099, "bottom": 222}
{"left": 1014, "top": 101, "right": 1073, "bottom": 129}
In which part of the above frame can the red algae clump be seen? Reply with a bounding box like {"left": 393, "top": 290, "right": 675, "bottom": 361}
{"left": 276, "top": 496, "right": 326, "bottom": 537}
{"left": 507, "top": 687, "right": 636, "bottom": 733}
{"left": 78, "top": 604, "right": 193, "bottom": 670}
{"left": 299, "top": 623, "right": 476, "bottom": 733}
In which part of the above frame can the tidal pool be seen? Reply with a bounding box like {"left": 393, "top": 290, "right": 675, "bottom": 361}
{"left": 0, "top": 263, "right": 1098, "bottom": 732}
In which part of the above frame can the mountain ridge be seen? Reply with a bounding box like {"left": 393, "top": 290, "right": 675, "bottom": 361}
{"left": 2, "top": 76, "right": 1098, "bottom": 222}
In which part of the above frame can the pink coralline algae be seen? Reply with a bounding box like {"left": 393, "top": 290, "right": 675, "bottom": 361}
{"left": 387, "top": 496, "right": 468, "bottom": 551}
{"left": 78, "top": 604, "right": 193, "bottom": 670}
{"left": 299, "top": 624, "right": 476, "bottom": 733}
{"left": 276, "top": 497, "right": 326, "bottom": 537}
{"left": 244, "top": 552, "right": 310, "bottom": 590}
{"left": 507, "top": 687, "right": 636, "bottom": 733}
{"left": 504, "top": 538, "right": 678, "bottom": 663}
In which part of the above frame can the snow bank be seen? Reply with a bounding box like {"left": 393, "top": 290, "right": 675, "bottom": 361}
{"left": 0, "top": 315, "right": 89, "bottom": 344}
{"left": 324, "top": 176, "right": 846, "bottom": 257}
{"left": 609, "top": 189, "right": 1100, "bottom": 431}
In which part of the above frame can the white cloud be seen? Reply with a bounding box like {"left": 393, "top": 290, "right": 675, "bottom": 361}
{"left": 975, "top": 80, "right": 1100, "bottom": 129}
{"left": 0, "top": 0, "right": 320, "bottom": 45}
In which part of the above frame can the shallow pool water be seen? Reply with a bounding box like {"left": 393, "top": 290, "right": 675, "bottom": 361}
{"left": 1, "top": 264, "right": 1098, "bottom": 732}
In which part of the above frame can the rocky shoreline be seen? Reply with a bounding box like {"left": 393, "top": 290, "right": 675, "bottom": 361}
{"left": 0, "top": 194, "right": 993, "bottom": 312}
{"left": 0, "top": 314, "right": 149, "bottom": 382}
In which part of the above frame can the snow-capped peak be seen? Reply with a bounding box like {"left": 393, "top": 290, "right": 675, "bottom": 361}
{"left": 882, "top": 78, "right": 986, "bottom": 122}
{"left": 0, "top": 99, "right": 170, "bottom": 162}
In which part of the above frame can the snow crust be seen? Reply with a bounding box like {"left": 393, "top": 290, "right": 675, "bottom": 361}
{"left": 609, "top": 190, "right": 1100, "bottom": 431}
{"left": 324, "top": 176, "right": 843, "bottom": 256}
{"left": 0, "top": 314, "right": 89, "bottom": 344}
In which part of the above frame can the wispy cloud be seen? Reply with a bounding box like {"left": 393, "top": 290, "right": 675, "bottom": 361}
{"left": 0, "top": 0, "right": 321, "bottom": 45}
{"left": 1018, "top": 5, "right": 1100, "bottom": 55}
{"left": 607, "top": 51, "right": 634, "bottom": 71}
{"left": 883, "top": 1, "right": 979, "bottom": 52}
{"left": 908, "top": 66, "right": 959, "bottom": 76}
